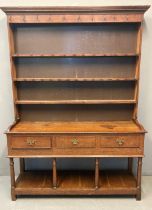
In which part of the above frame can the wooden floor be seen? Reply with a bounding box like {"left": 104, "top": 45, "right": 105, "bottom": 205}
{"left": 15, "top": 170, "right": 137, "bottom": 195}
{"left": 11, "top": 120, "right": 144, "bottom": 133}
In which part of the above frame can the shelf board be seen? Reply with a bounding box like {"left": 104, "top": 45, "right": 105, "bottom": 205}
{"left": 14, "top": 78, "right": 137, "bottom": 82}
{"left": 15, "top": 99, "right": 136, "bottom": 105}
{"left": 12, "top": 53, "right": 138, "bottom": 58}
{"left": 16, "top": 171, "right": 53, "bottom": 189}
{"left": 15, "top": 170, "right": 137, "bottom": 195}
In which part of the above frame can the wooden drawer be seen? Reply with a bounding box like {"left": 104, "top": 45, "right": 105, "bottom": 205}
{"left": 54, "top": 135, "right": 96, "bottom": 148}
{"left": 99, "top": 135, "right": 141, "bottom": 148}
{"left": 10, "top": 135, "right": 52, "bottom": 149}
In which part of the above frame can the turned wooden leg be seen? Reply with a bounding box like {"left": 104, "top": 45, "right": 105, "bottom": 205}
{"left": 20, "top": 158, "right": 25, "bottom": 174}
{"left": 9, "top": 158, "right": 16, "bottom": 201}
{"left": 53, "top": 158, "right": 57, "bottom": 189}
{"left": 136, "top": 157, "right": 142, "bottom": 201}
{"left": 95, "top": 158, "right": 99, "bottom": 189}
{"left": 128, "top": 157, "right": 133, "bottom": 174}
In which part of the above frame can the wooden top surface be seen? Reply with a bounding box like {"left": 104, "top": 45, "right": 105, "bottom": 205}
{"left": 9, "top": 120, "right": 145, "bottom": 134}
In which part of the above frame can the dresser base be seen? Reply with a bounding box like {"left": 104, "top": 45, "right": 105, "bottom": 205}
{"left": 9, "top": 157, "right": 142, "bottom": 201}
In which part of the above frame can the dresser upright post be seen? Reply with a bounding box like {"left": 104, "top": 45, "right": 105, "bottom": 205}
{"left": 53, "top": 158, "right": 57, "bottom": 189}
{"left": 10, "top": 158, "right": 16, "bottom": 201}
{"left": 95, "top": 158, "right": 99, "bottom": 189}
{"left": 136, "top": 157, "right": 142, "bottom": 200}
{"left": 20, "top": 158, "right": 25, "bottom": 174}
{"left": 128, "top": 157, "right": 133, "bottom": 174}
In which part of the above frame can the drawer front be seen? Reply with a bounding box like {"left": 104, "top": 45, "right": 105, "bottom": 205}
{"left": 10, "top": 135, "right": 52, "bottom": 149}
{"left": 99, "top": 135, "right": 141, "bottom": 148}
{"left": 54, "top": 135, "right": 96, "bottom": 148}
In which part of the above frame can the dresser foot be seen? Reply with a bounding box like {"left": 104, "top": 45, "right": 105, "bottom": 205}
{"left": 11, "top": 188, "right": 16, "bottom": 201}
{"left": 136, "top": 190, "right": 141, "bottom": 201}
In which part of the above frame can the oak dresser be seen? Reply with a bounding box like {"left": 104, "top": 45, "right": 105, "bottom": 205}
{"left": 1, "top": 6, "right": 150, "bottom": 200}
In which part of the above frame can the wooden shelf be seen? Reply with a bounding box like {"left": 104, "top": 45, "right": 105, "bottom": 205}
{"left": 15, "top": 170, "right": 137, "bottom": 195}
{"left": 14, "top": 78, "right": 137, "bottom": 82}
{"left": 12, "top": 53, "right": 139, "bottom": 58}
{"left": 16, "top": 171, "right": 53, "bottom": 190}
{"left": 15, "top": 99, "right": 136, "bottom": 105}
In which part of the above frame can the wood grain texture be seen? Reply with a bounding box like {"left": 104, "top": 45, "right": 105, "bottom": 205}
{"left": 7, "top": 149, "right": 144, "bottom": 158}
{"left": 8, "top": 25, "right": 19, "bottom": 120}
{"left": 10, "top": 135, "right": 52, "bottom": 149}
{"left": 133, "top": 23, "right": 143, "bottom": 119}
{"left": 14, "top": 170, "right": 137, "bottom": 195}
{"left": 9, "top": 120, "right": 145, "bottom": 133}
{"left": 98, "top": 135, "right": 141, "bottom": 148}
{"left": 15, "top": 100, "right": 136, "bottom": 105}
{"left": 54, "top": 135, "right": 96, "bottom": 148}
{"left": 8, "top": 14, "right": 144, "bottom": 23}
{"left": 16, "top": 170, "right": 53, "bottom": 189}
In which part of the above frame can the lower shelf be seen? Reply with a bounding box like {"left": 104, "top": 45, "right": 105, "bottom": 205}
{"left": 15, "top": 170, "right": 137, "bottom": 195}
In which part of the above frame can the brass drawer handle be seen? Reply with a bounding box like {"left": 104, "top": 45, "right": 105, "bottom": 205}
{"left": 26, "top": 138, "right": 37, "bottom": 146}
{"left": 116, "top": 139, "right": 124, "bottom": 146}
{"left": 71, "top": 139, "right": 79, "bottom": 145}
